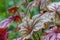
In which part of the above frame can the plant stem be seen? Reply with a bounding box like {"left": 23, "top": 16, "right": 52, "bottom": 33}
{"left": 38, "top": 1, "right": 41, "bottom": 13}
{"left": 32, "top": 32, "right": 37, "bottom": 40}
{"left": 37, "top": 32, "right": 40, "bottom": 40}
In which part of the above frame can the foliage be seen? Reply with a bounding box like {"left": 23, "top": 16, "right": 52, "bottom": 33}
{"left": 0, "top": 0, "right": 60, "bottom": 40}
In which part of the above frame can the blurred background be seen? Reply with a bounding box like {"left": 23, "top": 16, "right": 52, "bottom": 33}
{"left": 0, "top": 0, "right": 60, "bottom": 40}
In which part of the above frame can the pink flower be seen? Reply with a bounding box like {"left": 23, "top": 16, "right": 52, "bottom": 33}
{"left": 26, "top": 1, "right": 38, "bottom": 11}
{"left": 42, "top": 26, "right": 60, "bottom": 40}
{"left": 0, "top": 16, "right": 14, "bottom": 40}
{"left": 40, "top": 0, "right": 50, "bottom": 8}
{"left": 0, "top": 16, "right": 13, "bottom": 28}
{"left": 47, "top": 2, "right": 60, "bottom": 12}
{"left": 20, "top": 13, "right": 26, "bottom": 18}
{"left": 0, "top": 28, "right": 7, "bottom": 40}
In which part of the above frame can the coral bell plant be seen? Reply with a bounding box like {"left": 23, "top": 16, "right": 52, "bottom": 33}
{"left": 0, "top": 0, "right": 60, "bottom": 40}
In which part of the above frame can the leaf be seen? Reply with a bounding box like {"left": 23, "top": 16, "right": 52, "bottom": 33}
{"left": 13, "top": 15, "right": 22, "bottom": 23}
{"left": 0, "top": 16, "right": 13, "bottom": 28}
{"left": 8, "top": 7, "right": 18, "bottom": 14}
